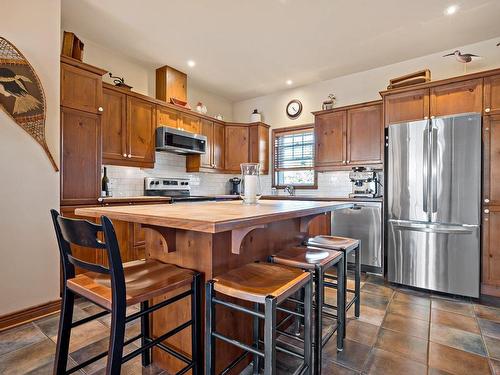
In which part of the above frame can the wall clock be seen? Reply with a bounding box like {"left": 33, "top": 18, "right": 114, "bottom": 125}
{"left": 286, "top": 99, "right": 302, "bottom": 119}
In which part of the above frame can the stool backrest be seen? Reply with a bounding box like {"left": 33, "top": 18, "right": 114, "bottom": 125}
{"left": 50, "top": 209, "right": 125, "bottom": 296}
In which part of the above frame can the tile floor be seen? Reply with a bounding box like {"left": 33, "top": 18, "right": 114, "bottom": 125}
{"left": 0, "top": 274, "right": 499, "bottom": 375}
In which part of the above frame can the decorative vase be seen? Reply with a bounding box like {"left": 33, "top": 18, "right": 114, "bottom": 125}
{"left": 250, "top": 109, "right": 262, "bottom": 122}
{"left": 240, "top": 163, "right": 262, "bottom": 204}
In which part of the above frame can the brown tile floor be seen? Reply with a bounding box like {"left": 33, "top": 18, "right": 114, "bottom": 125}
{"left": 0, "top": 274, "right": 499, "bottom": 374}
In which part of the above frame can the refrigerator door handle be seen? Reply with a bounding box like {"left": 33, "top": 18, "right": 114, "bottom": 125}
{"left": 431, "top": 125, "right": 438, "bottom": 213}
{"left": 389, "top": 220, "right": 476, "bottom": 234}
{"left": 423, "top": 124, "right": 429, "bottom": 214}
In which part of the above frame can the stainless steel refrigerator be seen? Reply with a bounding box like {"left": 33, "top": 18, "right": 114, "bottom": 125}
{"left": 387, "top": 113, "right": 481, "bottom": 297}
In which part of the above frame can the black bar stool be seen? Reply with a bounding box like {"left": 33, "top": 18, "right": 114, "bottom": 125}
{"left": 307, "top": 235, "right": 361, "bottom": 329}
{"left": 50, "top": 209, "right": 202, "bottom": 375}
{"left": 205, "top": 262, "right": 313, "bottom": 375}
{"left": 269, "top": 246, "right": 345, "bottom": 375}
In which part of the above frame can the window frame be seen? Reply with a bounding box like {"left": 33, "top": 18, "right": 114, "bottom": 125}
{"left": 272, "top": 124, "right": 318, "bottom": 189}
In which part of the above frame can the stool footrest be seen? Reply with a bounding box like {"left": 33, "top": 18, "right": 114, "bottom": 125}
{"left": 212, "top": 297, "right": 265, "bottom": 319}
{"left": 220, "top": 351, "right": 250, "bottom": 375}
{"left": 277, "top": 305, "right": 304, "bottom": 318}
{"left": 212, "top": 332, "right": 264, "bottom": 358}
{"left": 71, "top": 309, "right": 109, "bottom": 328}
{"left": 153, "top": 341, "right": 193, "bottom": 365}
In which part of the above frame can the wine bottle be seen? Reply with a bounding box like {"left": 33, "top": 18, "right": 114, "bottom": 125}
{"left": 101, "top": 167, "right": 110, "bottom": 197}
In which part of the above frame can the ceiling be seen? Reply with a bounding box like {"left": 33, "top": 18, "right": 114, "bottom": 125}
{"left": 62, "top": 0, "right": 500, "bottom": 101}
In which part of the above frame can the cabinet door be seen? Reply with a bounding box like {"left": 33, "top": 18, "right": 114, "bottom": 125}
{"left": 61, "top": 63, "right": 102, "bottom": 114}
{"left": 484, "top": 74, "right": 500, "bottom": 115}
{"left": 127, "top": 96, "right": 155, "bottom": 166}
{"left": 157, "top": 105, "right": 179, "bottom": 128}
{"left": 213, "top": 122, "right": 225, "bottom": 170}
{"left": 60, "top": 108, "right": 101, "bottom": 206}
{"left": 315, "top": 111, "right": 346, "bottom": 168}
{"left": 200, "top": 119, "right": 214, "bottom": 169}
{"left": 225, "top": 126, "right": 249, "bottom": 172}
{"left": 483, "top": 116, "right": 500, "bottom": 205}
{"left": 482, "top": 206, "right": 500, "bottom": 292}
{"left": 384, "top": 89, "right": 429, "bottom": 126}
{"left": 249, "top": 124, "right": 269, "bottom": 174}
{"left": 60, "top": 206, "right": 104, "bottom": 274}
{"left": 102, "top": 88, "right": 127, "bottom": 163}
{"left": 180, "top": 113, "right": 201, "bottom": 134}
{"left": 430, "top": 78, "right": 483, "bottom": 117}
{"left": 347, "top": 103, "right": 383, "bottom": 165}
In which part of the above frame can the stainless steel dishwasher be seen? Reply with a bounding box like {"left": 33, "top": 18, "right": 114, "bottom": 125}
{"left": 331, "top": 201, "right": 383, "bottom": 274}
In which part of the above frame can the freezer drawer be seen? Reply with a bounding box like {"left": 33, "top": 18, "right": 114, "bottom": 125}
{"left": 387, "top": 220, "right": 480, "bottom": 297}
{"left": 331, "top": 202, "right": 382, "bottom": 272}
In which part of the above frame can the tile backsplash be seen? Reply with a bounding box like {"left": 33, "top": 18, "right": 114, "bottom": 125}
{"left": 104, "top": 151, "right": 355, "bottom": 197}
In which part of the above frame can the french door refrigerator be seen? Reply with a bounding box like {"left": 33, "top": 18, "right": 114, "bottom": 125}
{"left": 387, "top": 113, "right": 481, "bottom": 297}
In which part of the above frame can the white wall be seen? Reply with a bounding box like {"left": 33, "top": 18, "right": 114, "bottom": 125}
{"left": 79, "top": 39, "right": 233, "bottom": 120}
{"left": 0, "top": 0, "right": 61, "bottom": 315}
{"left": 233, "top": 37, "right": 500, "bottom": 127}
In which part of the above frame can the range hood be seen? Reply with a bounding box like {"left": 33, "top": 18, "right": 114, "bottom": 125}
{"left": 156, "top": 126, "right": 207, "bottom": 155}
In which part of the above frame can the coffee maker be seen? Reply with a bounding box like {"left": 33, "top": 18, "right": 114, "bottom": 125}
{"left": 349, "top": 167, "right": 381, "bottom": 198}
{"left": 229, "top": 177, "right": 241, "bottom": 195}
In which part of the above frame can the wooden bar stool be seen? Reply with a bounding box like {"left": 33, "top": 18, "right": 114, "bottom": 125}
{"left": 205, "top": 262, "right": 313, "bottom": 375}
{"left": 307, "top": 236, "right": 361, "bottom": 330}
{"left": 50, "top": 209, "right": 202, "bottom": 375}
{"left": 269, "top": 246, "right": 345, "bottom": 375}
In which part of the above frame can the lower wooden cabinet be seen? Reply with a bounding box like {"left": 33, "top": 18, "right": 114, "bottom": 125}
{"left": 482, "top": 206, "right": 500, "bottom": 297}
{"left": 483, "top": 115, "right": 500, "bottom": 205}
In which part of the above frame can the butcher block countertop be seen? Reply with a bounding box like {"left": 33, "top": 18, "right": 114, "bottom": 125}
{"left": 75, "top": 199, "right": 352, "bottom": 233}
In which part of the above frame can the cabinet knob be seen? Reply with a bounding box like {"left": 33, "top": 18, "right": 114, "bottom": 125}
{"left": 430, "top": 116, "right": 435, "bottom": 119}
{"left": 484, "top": 209, "right": 490, "bottom": 214}
{"left": 342, "top": 160, "right": 346, "bottom": 164}
{"left": 123, "top": 153, "right": 127, "bottom": 157}
{"left": 98, "top": 106, "right": 104, "bottom": 112}
{"left": 424, "top": 116, "right": 428, "bottom": 120}
{"left": 485, "top": 108, "right": 491, "bottom": 113}
{"left": 485, "top": 198, "right": 490, "bottom": 203}
{"left": 347, "top": 160, "right": 350, "bottom": 163}
{"left": 128, "top": 154, "right": 132, "bottom": 158}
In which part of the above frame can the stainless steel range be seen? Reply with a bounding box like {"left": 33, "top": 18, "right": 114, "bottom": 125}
{"left": 144, "top": 177, "right": 216, "bottom": 202}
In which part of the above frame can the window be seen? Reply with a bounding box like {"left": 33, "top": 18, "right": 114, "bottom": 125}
{"left": 272, "top": 125, "right": 316, "bottom": 188}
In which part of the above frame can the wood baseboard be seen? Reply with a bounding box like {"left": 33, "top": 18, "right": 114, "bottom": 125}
{"left": 0, "top": 299, "right": 61, "bottom": 332}
{"left": 481, "top": 283, "right": 500, "bottom": 298}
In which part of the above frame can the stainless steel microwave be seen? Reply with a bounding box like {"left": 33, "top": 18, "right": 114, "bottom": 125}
{"left": 156, "top": 126, "right": 207, "bottom": 155}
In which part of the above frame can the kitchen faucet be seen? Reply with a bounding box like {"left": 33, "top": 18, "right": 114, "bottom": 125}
{"left": 284, "top": 185, "right": 295, "bottom": 196}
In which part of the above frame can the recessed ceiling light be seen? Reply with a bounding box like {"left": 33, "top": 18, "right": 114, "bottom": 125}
{"left": 445, "top": 5, "right": 458, "bottom": 15}
{"left": 286, "top": 79, "right": 293, "bottom": 85}
{"left": 187, "top": 60, "right": 196, "bottom": 68}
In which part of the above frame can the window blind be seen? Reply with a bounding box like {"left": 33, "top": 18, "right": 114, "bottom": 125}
{"left": 273, "top": 128, "right": 315, "bottom": 172}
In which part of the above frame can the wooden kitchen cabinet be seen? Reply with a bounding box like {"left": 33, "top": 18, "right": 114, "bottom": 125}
{"left": 225, "top": 124, "right": 250, "bottom": 173}
{"left": 249, "top": 123, "right": 270, "bottom": 174}
{"left": 60, "top": 107, "right": 101, "bottom": 206}
{"left": 186, "top": 119, "right": 225, "bottom": 172}
{"left": 157, "top": 105, "right": 179, "bottom": 128}
{"left": 61, "top": 57, "right": 105, "bottom": 114}
{"left": 213, "top": 122, "right": 225, "bottom": 170}
{"left": 482, "top": 206, "right": 500, "bottom": 297}
{"left": 127, "top": 96, "right": 155, "bottom": 167}
{"left": 179, "top": 113, "right": 201, "bottom": 134}
{"left": 383, "top": 89, "right": 429, "bottom": 126}
{"left": 483, "top": 115, "right": 500, "bottom": 206}
{"left": 314, "top": 110, "right": 347, "bottom": 169}
{"left": 102, "top": 88, "right": 126, "bottom": 163}
{"left": 484, "top": 74, "right": 500, "bottom": 115}
{"left": 347, "top": 103, "right": 383, "bottom": 165}
{"left": 430, "top": 78, "right": 483, "bottom": 117}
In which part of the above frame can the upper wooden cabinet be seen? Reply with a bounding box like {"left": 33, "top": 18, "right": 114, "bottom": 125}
{"left": 314, "top": 101, "right": 383, "bottom": 170}
{"left": 186, "top": 119, "right": 225, "bottom": 172}
{"left": 213, "top": 122, "right": 225, "bottom": 170}
{"left": 127, "top": 96, "right": 156, "bottom": 167}
{"left": 347, "top": 103, "right": 383, "bottom": 165}
{"left": 157, "top": 105, "right": 179, "bottom": 128}
{"left": 156, "top": 65, "right": 187, "bottom": 103}
{"left": 60, "top": 107, "right": 101, "bottom": 206}
{"left": 484, "top": 74, "right": 500, "bottom": 115}
{"left": 102, "top": 86, "right": 155, "bottom": 168}
{"left": 179, "top": 113, "right": 201, "bottom": 134}
{"left": 225, "top": 125, "right": 250, "bottom": 173}
{"left": 102, "top": 88, "right": 126, "bottom": 162}
{"left": 61, "top": 57, "right": 106, "bottom": 114}
{"left": 248, "top": 123, "right": 270, "bottom": 174}
{"left": 384, "top": 89, "right": 429, "bottom": 125}
{"left": 483, "top": 115, "right": 500, "bottom": 206}
{"left": 315, "top": 110, "right": 347, "bottom": 169}
{"left": 430, "top": 78, "right": 483, "bottom": 117}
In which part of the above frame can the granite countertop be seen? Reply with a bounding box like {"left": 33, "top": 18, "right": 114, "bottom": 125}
{"left": 261, "top": 195, "right": 383, "bottom": 202}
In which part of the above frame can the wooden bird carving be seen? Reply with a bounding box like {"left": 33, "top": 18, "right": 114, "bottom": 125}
{"left": 443, "top": 50, "right": 480, "bottom": 63}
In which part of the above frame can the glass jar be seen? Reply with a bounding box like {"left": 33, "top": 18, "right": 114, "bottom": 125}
{"left": 240, "top": 163, "right": 262, "bottom": 204}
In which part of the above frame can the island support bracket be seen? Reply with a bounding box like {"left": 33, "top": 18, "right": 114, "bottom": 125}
{"left": 141, "top": 224, "right": 177, "bottom": 253}
{"left": 299, "top": 213, "right": 325, "bottom": 233}
{"left": 231, "top": 225, "right": 267, "bottom": 254}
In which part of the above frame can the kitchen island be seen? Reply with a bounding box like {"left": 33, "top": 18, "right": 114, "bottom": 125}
{"left": 75, "top": 200, "right": 352, "bottom": 373}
